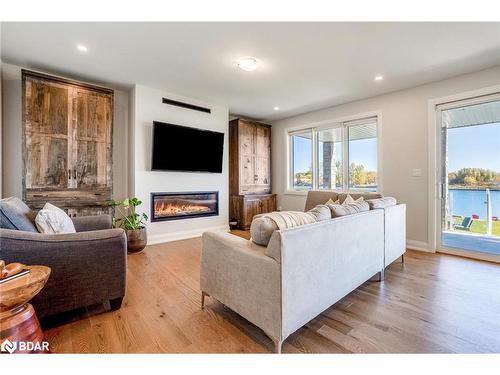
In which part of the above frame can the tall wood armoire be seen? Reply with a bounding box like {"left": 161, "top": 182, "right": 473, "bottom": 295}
{"left": 229, "top": 118, "right": 276, "bottom": 229}
{"left": 22, "top": 70, "right": 114, "bottom": 216}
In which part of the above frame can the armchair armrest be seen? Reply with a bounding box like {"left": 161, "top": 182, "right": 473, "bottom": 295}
{"left": 72, "top": 214, "right": 112, "bottom": 232}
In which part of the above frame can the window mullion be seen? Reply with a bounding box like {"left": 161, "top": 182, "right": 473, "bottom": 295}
{"left": 342, "top": 124, "right": 349, "bottom": 192}
{"left": 312, "top": 129, "right": 318, "bottom": 191}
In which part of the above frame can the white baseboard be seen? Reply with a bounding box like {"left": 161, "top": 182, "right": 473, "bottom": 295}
{"left": 406, "top": 239, "right": 433, "bottom": 252}
{"left": 147, "top": 224, "right": 230, "bottom": 245}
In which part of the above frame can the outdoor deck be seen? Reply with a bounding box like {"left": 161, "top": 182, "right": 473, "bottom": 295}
{"left": 442, "top": 231, "right": 500, "bottom": 255}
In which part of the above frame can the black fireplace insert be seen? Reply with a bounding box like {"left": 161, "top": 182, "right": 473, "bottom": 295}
{"left": 150, "top": 191, "right": 219, "bottom": 222}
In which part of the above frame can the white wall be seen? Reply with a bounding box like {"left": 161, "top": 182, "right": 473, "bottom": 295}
{"left": 131, "top": 84, "right": 229, "bottom": 244}
{"left": 0, "top": 63, "right": 129, "bottom": 200}
{"left": 271, "top": 66, "right": 500, "bottom": 250}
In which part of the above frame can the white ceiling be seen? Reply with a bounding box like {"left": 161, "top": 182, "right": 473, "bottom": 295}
{"left": 2, "top": 22, "right": 500, "bottom": 121}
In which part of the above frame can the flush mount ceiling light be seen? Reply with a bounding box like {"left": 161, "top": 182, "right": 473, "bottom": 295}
{"left": 374, "top": 75, "right": 384, "bottom": 81}
{"left": 76, "top": 44, "right": 88, "bottom": 53}
{"left": 273, "top": 106, "right": 280, "bottom": 111}
{"left": 237, "top": 57, "right": 260, "bottom": 72}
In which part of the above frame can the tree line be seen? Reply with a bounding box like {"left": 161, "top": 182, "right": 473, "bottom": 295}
{"left": 448, "top": 168, "right": 499, "bottom": 188}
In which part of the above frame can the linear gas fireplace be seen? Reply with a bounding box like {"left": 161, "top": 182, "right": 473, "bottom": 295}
{"left": 151, "top": 191, "right": 219, "bottom": 222}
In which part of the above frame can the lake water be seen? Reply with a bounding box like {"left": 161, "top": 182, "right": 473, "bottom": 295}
{"left": 449, "top": 189, "right": 500, "bottom": 219}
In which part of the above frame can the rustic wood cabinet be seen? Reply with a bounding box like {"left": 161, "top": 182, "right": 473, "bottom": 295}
{"left": 229, "top": 119, "right": 275, "bottom": 229}
{"left": 22, "top": 70, "right": 113, "bottom": 216}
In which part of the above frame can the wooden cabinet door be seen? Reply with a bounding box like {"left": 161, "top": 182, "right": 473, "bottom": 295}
{"left": 24, "top": 78, "right": 70, "bottom": 190}
{"left": 255, "top": 125, "right": 271, "bottom": 193}
{"left": 73, "top": 89, "right": 112, "bottom": 193}
{"left": 260, "top": 195, "right": 276, "bottom": 214}
{"left": 239, "top": 121, "right": 256, "bottom": 194}
{"left": 243, "top": 197, "right": 262, "bottom": 229}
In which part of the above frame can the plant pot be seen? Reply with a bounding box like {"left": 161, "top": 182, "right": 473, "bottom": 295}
{"left": 126, "top": 227, "right": 147, "bottom": 253}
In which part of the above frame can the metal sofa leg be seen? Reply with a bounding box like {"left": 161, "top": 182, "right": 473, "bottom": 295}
{"left": 201, "top": 291, "right": 209, "bottom": 309}
{"left": 401, "top": 254, "right": 405, "bottom": 263}
{"left": 378, "top": 269, "right": 385, "bottom": 281}
{"left": 271, "top": 337, "right": 283, "bottom": 354}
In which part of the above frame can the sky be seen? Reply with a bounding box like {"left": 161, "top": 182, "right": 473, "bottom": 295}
{"left": 447, "top": 122, "right": 500, "bottom": 172}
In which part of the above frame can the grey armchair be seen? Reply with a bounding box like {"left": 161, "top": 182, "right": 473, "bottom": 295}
{"left": 0, "top": 198, "right": 127, "bottom": 320}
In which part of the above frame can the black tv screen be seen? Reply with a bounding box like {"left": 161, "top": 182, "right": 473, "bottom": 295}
{"left": 151, "top": 121, "right": 224, "bottom": 173}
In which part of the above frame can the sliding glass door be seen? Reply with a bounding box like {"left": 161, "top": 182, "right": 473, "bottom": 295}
{"left": 437, "top": 95, "right": 500, "bottom": 257}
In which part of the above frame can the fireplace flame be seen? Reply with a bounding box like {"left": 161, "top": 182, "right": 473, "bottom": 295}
{"left": 154, "top": 201, "right": 211, "bottom": 217}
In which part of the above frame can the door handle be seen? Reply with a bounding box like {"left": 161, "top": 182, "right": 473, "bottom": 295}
{"left": 73, "top": 169, "right": 77, "bottom": 179}
{"left": 68, "top": 169, "right": 72, "bottom": 180}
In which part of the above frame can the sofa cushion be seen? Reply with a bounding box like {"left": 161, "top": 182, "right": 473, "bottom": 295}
{"left": 328, "top": 201, "right": 370, "bottom": 217}
{"left": 0, "top": 197, "right": 38, "bottom": 232}
{"left": 307, "top": 204, "right": 332, "bottom": 221}
{"left": 35, "top": 203, "right": 76, "bottom": 234}
{"left": 366, "top": 197, "right": 397, "bottom": 209}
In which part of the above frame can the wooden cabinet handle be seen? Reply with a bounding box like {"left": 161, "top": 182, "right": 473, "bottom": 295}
{"left": 33, "top": 194, "right": 49, "bottom": 198}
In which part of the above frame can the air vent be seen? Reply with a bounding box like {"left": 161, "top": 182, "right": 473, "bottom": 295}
{"left": 162, "top": 97, "right": 211, "bottom": 114}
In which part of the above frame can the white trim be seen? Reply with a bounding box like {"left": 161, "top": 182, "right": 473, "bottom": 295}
{"left": 147, "top": 224, "right": 230, "bottom": 245}
{"left": 438, "top": 247, "right": 500, "bottom": 264}
{"left": 284, "top": 110, "right": 382, "bottom": 194}
{"left": 406, "top": 240, "right": 432, "bottom": 252}
{"left": 427, "top": 85, "right": 500, "bottom": 253}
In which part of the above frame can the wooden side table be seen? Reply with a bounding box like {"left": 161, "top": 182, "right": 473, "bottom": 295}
{"left": 0, "top": 265, "right": 51, "bottom": 354}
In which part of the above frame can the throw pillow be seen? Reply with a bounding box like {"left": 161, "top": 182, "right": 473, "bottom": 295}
{"left": 328, "top": 201, "right": 370, "bottom": 217}
{"left": 250, "top": 215, "right": 278, "bottom": 246}
{"left": 325, "top": 198, "right": 339, "bottom": 205}
{"left": 35, "top": 203, "right": 76, "bottom": 234}
{"left": 0, "top": 197, "right": 38, "bottom": 232}
{"left": 366, "top": 197, "right": 397, "bottom": 209}
{"left": 307, "top": 204, "right": 332, "bottom": 221}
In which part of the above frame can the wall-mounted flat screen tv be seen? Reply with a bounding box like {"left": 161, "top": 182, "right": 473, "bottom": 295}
{"left": 151, "top": 121, "right": 224, "bottom": 173}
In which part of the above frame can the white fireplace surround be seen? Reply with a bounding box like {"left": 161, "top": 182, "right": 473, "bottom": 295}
{"left": 129, "top": 85, "right": 230, "bottom": 244}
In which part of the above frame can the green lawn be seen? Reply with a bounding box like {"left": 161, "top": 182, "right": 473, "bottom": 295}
{"left": 453, "top": 216, "right": 500, "bottom": 236}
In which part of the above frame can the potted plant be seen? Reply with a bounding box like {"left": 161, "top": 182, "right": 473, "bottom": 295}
{"left": 112, "top": 197, "right": 148, "bottom": 253}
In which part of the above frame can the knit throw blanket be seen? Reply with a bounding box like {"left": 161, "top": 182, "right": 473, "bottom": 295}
{"left": 262, "top": 211, "right": 316, "bottom": 230}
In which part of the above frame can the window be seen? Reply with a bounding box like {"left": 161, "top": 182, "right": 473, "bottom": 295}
{"left": 291, "top": 130, "right": 313, "bottom": 190}
{"left": 288, "top": 116, "right": 378, "bottom": 192}
{"left": 347, "top": 121, "right": 378, "bottom": 191}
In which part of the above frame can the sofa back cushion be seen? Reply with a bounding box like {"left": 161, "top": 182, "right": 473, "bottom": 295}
{"left": 328, "top": 201, "right": 370, "bottom": 217}
{"left": 304, "top": 191, "right": 340, "bottom": 211}
{"left": 0, "top": 197, "right": 38, "bottom": 232}
{"left": 338, "top": 192, "right": 382, "bottom": 204}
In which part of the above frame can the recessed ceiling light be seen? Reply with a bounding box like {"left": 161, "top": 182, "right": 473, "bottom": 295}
{"left": 76, "top": 44, "right": 88, "bottom": 53}
{"left": 374, "top": 75, "right": 384, "bottom": 81}
{"left": 237, "top": 57, "right": 260, "bottom": 72}
{"left": 273, "top": 106, "right": 280, "bottom": 111}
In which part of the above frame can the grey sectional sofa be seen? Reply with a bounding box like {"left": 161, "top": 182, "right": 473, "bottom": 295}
{"left": 200, "top": 191, "right": 406, "bottom": 353}
{"left": 0, "top": 197, "right": 127, "bottom": 320}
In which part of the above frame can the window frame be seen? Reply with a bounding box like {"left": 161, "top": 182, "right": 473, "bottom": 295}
{"left": 285, "top": 111, "right": 382, "bottom": 195}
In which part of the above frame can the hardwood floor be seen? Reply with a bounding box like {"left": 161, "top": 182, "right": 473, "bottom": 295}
{"left": 43, "top": 233, "right": 500, "bottom": 353}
